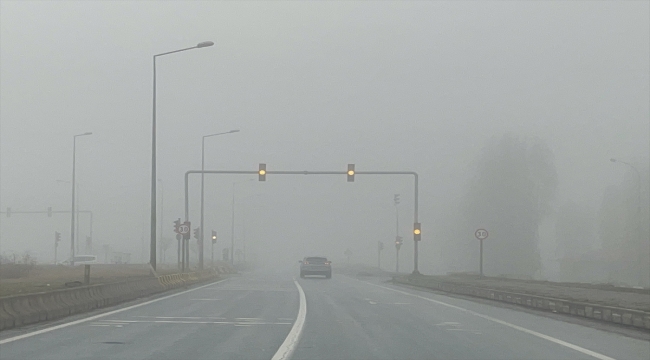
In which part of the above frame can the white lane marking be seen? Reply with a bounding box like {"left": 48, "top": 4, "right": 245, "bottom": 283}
{"left": 0, "top": 278, "right": 231, "bottom": 345}
{"left": 97, "top": 319, "right": 291, "bottom": 325}
{"left": 207, "top": 288, "right": 292, "bottom": 292}
{"left": 278, "top": 318, "right": 294, "bottom": 321}
{"left": 360, "top": 280, "right": 616, "bottom": 360}
{"left": 446, "top": 329, "right": 482, "bottom": 334}
{"left": 368, "top": 301, "right": 378, "bottom": 305}
{"left": 271, "top": 279, "right": 307, "bottom": 360}
{"left": 434, "top": 322, "right": 461, "bottom": 327}
{"left": 132, "top": 316, "right": 227, "bottom": 320}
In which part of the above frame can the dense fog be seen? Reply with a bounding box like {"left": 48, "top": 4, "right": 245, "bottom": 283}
{"left": 1, "top": 1, "right": 648, "bottom": 286}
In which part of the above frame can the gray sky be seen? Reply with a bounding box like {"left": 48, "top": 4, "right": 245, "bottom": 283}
{"left": 1, "top": 1, "right": 648, "bottom": 273}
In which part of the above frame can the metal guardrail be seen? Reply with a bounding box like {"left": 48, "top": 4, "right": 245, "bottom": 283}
{"left": 393, "top": 276, "right": 650, "bottom": 330}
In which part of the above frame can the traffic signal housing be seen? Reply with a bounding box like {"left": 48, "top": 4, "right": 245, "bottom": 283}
{"left": 259, "top": 163, "right": 266, "bottom": 181}
{"left": 347, "top": 164, "right": 355, "bottom": 182}
{"left": 55, "top": 231, "right": 61, "bottom": 244}
{"left": 211, "top": 230, "right": 217, "bottom": 244}
{"left": 413, "top": 222, "right": 421, "bottom": 241}
{"left": 193, "top": 227, "right": 200, "bottom": 240}
{"left": 173, "top": 218, "right": 181, "bottom": 234}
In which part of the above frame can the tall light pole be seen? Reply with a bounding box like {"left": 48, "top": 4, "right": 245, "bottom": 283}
{"left": 394, "top": 194, "right": 401, "bottom": 273}
{"left": 76, "top": 183, "right": 81, "bottom": 254}
{"left": 610, "top": 158, "right": 644, "bottom": 283}
{"left": 151, "top": 40, "right": 214, "bottom": 271}
{"left": 231, "top": 179, "right": 254, "bottom": 265}
{"left": 200, "top": 129, "right": 239, "bottom": 270}
{"left": 57, "top": 180, "right": 80, "bottom": 252}
{"left": 71, "top": 132, "right": 92, "bottom": 265}
{"left": 158, "top": 178, "right": 164, "bottom": 264}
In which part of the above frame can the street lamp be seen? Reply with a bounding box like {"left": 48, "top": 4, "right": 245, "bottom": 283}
{"left": 231, "top": 179, "right": 255, "bottom": 265}
{"left": 199, "top": 129, "right": 239, "bottom": 270}
{"left": 610, "top": 158, "right": 643, "bottom": 283}
{"left": 394, "top": 194, "right": 401, "bottom": 273}
{"left": 158, "top": 178, "right": 164, "bottom": 264}
{"left": 71, "top": 132, "right": 92, "bottom": 265}
{"left": 150, "top": 41, "right": 214, "bottom": 271}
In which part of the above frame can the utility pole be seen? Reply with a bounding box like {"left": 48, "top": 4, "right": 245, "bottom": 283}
{"left": 200, "top": 130, "right": 239, "bottom": 270}
{"left": 71, "top": 132, "right": 92, "bottom": 265}
{"left": 231, "top": 191, "right": 235, "bottom": 266}
{"left": 394, "top": 194, "right": 401, "bottom": 273}
{"left": 158, "top": 178, "right": 164, "bottom": 264}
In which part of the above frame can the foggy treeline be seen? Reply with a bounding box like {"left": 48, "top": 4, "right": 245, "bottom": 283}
{"left": 438, "top": 133, "right": 649, "bottom": 287}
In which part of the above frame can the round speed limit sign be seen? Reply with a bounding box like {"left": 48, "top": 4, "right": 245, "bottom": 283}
{"left": 178, "top": 225, "right": 190, "bottom": 235}
{"left": 475, "top": 229, "right": 488, "bottom": 240}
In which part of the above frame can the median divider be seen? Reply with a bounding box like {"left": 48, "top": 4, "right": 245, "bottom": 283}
{"left": 0, "top": 267, "right": 227, "bottom": 332}
{"left": 392, "top": 275, "right": 650, "bottom": 330}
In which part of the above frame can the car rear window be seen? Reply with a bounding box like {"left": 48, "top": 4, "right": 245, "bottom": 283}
{"left": 306, "top": 257, "right": 327, "bottom": 263}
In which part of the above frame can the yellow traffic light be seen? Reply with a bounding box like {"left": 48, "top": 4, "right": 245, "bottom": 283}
{"left": 347, "top": 164, "right": 355, "bottom": 182}
{"left": 259, "top": 163, "right": 267, "bottom": 181}
{"left": 413, "top": 222, "right": 421, "bottom": 241}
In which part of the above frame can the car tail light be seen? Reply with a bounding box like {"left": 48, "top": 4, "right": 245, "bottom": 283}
{"left": 325, "top": 261, "right": 331, "bottom": 265}
{"left": 303, "top": 261, "right": 309, "bottom": 265}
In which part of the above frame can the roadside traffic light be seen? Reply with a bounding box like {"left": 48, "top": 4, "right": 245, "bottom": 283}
{"left": 173, "top": 218, "right": 181, "bottom": 234}
{"left": 258, "top": 163, "right": 266, "bottom": 181}
{"left": 394, "top": 194, "right": 400, "bottom": 205}
{"left": 413, "top": 222, "right": 421, "bottom": 241}
{"left": 211, "top": 230, "right": 217, "bottom": 244}
{"left": 55, "top": 231, "right": 61, "bottom": 244}
{"left": 47, "top": 207, "right": 52, "bottom": 217}
{"left": 347, "top": 164, "right": 355, "bottom": 182}
{"left": 193, "top": 227, "right": 200, "bottom": 240}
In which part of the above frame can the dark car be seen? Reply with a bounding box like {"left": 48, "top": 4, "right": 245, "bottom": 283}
{"left": 299, "top": 256, "right": 332, "bottom": 278}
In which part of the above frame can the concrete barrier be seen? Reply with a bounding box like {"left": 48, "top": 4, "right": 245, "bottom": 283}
{"left": 393, "top": 276, "right": 650, "bottom": 331}
{"left": 0, "top": 269, "right": 221, "bottom": 332}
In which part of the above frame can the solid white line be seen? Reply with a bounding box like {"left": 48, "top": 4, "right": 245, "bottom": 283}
{"left": 97, "top": 319, "right": 291, "bottom": 325}
{"left": 0, "top": 277, "right": 230, "bottom": 345}
{"left": 360, "top": 280, "right": 616, "bottom": 360}
{"left": 271, "top": 279, "right": 307, "bottom": 360}
{"left": 132, "top": 316, "right": 227, "bottom": 320}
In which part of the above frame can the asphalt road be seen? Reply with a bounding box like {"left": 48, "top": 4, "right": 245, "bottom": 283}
{"left": 0, "top": 268, "right": 648, "bottom": 360}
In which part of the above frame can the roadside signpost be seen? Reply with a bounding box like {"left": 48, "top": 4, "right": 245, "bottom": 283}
{"left": 178, "top": 221, "right": 191, "bottom": 271}
{"left": 475, "top": 229, "right": 488, "bottom": 277}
